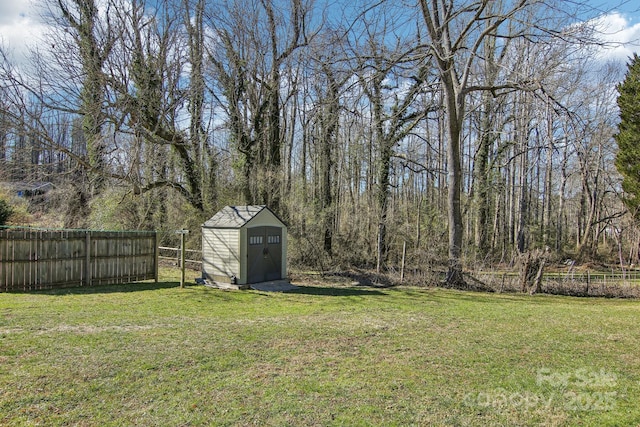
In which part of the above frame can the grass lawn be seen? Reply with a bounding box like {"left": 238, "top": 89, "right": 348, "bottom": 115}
{"left": 1, "top": 268, "right": 639, "bottom": 426}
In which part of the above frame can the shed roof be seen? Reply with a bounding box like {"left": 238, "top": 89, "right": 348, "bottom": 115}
{"left": 203, "top": 205, "right": 284, "bottom": 229}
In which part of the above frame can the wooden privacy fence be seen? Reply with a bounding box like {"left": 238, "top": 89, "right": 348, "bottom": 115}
{"left": 0, "top": 227, "right": 158, "bottom": 292}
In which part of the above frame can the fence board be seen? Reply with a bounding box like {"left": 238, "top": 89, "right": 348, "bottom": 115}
{"left": 0, "top": 227, "right": 157, "bottom": 292}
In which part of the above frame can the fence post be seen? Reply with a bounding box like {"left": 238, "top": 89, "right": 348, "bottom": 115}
{"left": 181, "top": 232, "right": 186, "bottom": 288}
{"left": 176, "top": 229, "right": 189, "bottom": 288}
{"left": 85, "top": 231, "right": 92, "bottom": 287}
{"left": 400, "top": 241, "right": 406, "bottom": 283}
{"left": 154, "top": 232, "right": 159, "bottom": 283}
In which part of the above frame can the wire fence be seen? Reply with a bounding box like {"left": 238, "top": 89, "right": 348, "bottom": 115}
{"left": 473, "top": 270, "right": 640, "bottom": 298}
{"left": 158, "top": 246, "right": 202, "bottom": 270}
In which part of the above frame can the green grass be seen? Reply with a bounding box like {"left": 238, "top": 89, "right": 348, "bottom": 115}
{"left": 1, "top": 268, "right": 640, "bottom": 426}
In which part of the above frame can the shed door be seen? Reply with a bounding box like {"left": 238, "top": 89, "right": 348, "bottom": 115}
{"left": 247, "top": 226, "right": 282, "bottom": 283}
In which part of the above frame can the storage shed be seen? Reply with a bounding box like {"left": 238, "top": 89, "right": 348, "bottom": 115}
{"left": 202, "top": 205, "right": 287, "bottom": 287}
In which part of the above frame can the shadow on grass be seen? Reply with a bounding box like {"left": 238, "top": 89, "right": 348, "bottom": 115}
{"left": 12, "top": 281, "right": 182, "bottom": 296}
{"left": 425, "top": 286, "right": 592, "bottom": 306}
{"left": 287, "top": 285, "right": 387, "bottom": 297}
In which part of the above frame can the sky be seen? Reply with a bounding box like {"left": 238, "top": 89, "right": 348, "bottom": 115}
{"left": 0, "top": 0, "right": 47, "bottom": 61}
{"left": 0, "top": 0, "right": 639, "bottom": 71}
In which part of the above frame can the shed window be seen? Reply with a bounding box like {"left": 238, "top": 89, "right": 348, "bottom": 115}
{"left": 268, "top": 235, "right": 280, "bottom": 244}
{"left": 249, "top": 236, "right": 263, "bottom": 245}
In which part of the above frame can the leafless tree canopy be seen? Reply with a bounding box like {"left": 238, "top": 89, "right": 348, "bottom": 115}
{"left": 1, "top": 0, "right": 637, "bottom": 280}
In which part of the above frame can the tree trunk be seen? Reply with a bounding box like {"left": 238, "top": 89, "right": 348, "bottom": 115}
{"left": 57, "top": 0, "right": 113, "bottom": 195}
{"left": 443, "top": 76, "right": 466, "bottom": 287}
{"left": 474, "top": 98, "right": 492, "bottom": 253}
{"left": 519, "top": 249, "right": 546, "bottom": 294}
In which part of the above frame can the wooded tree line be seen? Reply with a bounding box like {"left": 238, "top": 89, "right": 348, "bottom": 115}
{"left": 0, "top": 0, "right": 635, "bottom": 284}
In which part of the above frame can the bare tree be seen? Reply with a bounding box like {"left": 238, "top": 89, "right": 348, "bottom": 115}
{"left": 309, "top": 36, "right": 351, "bottom": 256}
{"left": 206, "top": 0, "right": 312, "bottom": 214}
{"left": 55, "top": 0, "right": 115, "bottom": 193}
{"left": 416, "top": 0, "right": 608, "bottom": 285}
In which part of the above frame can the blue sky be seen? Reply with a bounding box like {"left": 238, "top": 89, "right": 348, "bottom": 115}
{"left": 1, "top": 0, "right": 639, "bottom": 70}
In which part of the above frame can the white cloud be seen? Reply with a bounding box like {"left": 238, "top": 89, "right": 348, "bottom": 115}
{"left": 0, "top": 0, "right": 47, "bottom": 63}
{"left": 0, "top": 0, "right": 30, "bottom": 25}
{"left": 593, "top": 12, "right": 640, "bottom": 62}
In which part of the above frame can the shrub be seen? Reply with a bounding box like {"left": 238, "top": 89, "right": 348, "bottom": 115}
{"left": 0, "top": 197, "right": 14, "bottom": 226}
